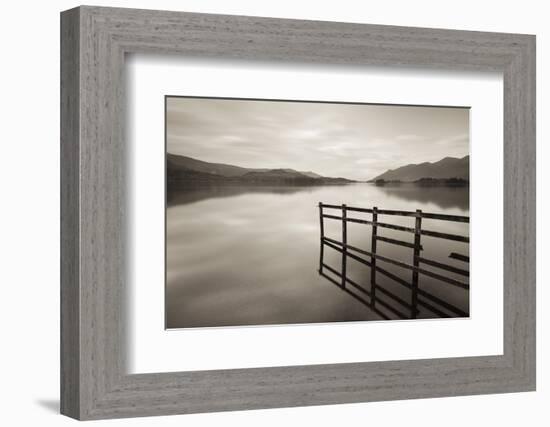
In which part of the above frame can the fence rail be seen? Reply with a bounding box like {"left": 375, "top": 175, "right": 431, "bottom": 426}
{"left": 318, "top": 202, "right": 470, "bottom": 320}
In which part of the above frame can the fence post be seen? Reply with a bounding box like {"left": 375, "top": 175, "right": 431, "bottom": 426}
{"left": 370, "top": 207, "right": 378, "bottom": 308}
{"left": 341, "top": 204, "right": 347, "bottom": 289}
{"left": 411, "top": 209, "right": 422, "bottom": 318}
{"left": 318, "top": 202, "right": 324, "bottom": 274}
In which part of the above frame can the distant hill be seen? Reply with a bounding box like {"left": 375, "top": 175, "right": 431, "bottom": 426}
{"left": 370, "top": 155, "right": 469, "bottom": 182}
{"left": 166, "top": 154, "right": 267, "bottom": 177}
{"left": 300, "top": 171, "right": 323, "bottom": 179}
{"left": 241, "top": 169, "right": 317, "bottom": 182}
{"left": 167, "top": 154, "right": 353, "bottom": 186}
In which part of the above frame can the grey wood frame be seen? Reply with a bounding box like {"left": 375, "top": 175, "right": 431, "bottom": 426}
{"left": 60, "top": 5, "right": 536, "bottom": 420}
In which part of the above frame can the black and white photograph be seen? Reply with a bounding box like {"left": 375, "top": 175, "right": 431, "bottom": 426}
{"left": 166, "top": 96, "right": 470, "bottom": 329}
{"left": 1, "top": 0, "right": 542, "bottom": 424}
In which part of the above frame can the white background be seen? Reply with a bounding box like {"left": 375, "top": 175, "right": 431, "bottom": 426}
{"left": 0, "top": 1, "right": 547, "bottom": 426}
{"left": 129, "top": 57, "right": 503, "bottom": 373}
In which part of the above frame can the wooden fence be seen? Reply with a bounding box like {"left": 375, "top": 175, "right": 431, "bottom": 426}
{"left": 318, "top": 202, "right": 470, "bottom": 320}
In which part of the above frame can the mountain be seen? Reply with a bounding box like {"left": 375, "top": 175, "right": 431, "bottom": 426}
{"left": 370, "top": 155, "right": 469, "bottom": 182}
{"left": 166, "top": 154, "right": 267, "bottom": 177}
{"left": 167, "top": 154, "right": 353, "bottom": 185}
{"left": 300, "top": 171, "right": 323, "bottom": 179}
{"left": 242, "top": 169, "right": 316, "bottom": 181}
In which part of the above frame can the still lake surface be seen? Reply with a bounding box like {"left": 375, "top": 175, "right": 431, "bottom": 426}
{"left": 166, "top": 183, "right": 469, "bottom": 329}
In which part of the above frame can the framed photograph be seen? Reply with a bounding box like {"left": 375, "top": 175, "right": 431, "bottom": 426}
{"left": 165, "top": 96, "right": 471, "bottom": 328}
{"left": 61, "top": 6, "right": 536, "bottom": 420}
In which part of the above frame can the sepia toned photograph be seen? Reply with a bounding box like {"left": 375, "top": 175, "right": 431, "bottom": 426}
{"left": 166, "top": 96, "right": 470, "bottom": 329}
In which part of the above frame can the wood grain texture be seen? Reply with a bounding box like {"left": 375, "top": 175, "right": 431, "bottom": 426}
{"left": 60, "top": 6, "right": 536, "bottom": 420}
{"left": 60, "top": 7, "right": 80, "bottom": 419}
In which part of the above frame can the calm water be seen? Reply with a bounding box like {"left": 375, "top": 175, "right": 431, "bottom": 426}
{"left": 166, "top": 183, "right": 469, "bottom": 329}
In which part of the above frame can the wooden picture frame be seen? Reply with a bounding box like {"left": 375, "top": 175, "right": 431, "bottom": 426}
{"left": 60, "top": 5, "right": 536, "bottom": 420}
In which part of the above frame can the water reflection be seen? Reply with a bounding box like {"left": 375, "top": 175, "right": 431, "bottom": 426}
{"left": 166, "top": 182, "right": 469, "bottom": 329}
{"left": 373, "top": 185, "right": 469, "bottom": 211}
{"left": 168, "top": 182, "right": 469, "bottom": 211}
{"left": 167, "top": 184, "right": 317, "bottom": 207}
{"left": 317, "top": 223, "right": 469, "bottom": 321}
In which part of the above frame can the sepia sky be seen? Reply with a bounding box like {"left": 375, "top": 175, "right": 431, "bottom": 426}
{"left": 166, "top": 97, "right": 469, "bottom": 180}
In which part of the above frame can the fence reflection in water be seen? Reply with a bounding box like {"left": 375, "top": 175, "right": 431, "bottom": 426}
{"left": 318, "top": 202, "right": 470, "bottom": 320}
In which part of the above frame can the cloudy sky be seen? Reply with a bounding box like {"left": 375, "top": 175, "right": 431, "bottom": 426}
{"left": 166, "top": 97, "right": 469, "bottom": 180}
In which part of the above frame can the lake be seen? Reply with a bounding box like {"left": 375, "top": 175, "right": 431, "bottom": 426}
{"left": 166, "top": 183, "right": 469, "bottom": 329}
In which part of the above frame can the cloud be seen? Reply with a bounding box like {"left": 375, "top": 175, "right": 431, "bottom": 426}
{"left": 166, "top": 97, "right": 469, "bottom": 180}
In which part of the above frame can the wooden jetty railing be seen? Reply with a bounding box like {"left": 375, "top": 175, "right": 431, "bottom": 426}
{"left": 318, "top": 202, "right": 469, "bottom": 320}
